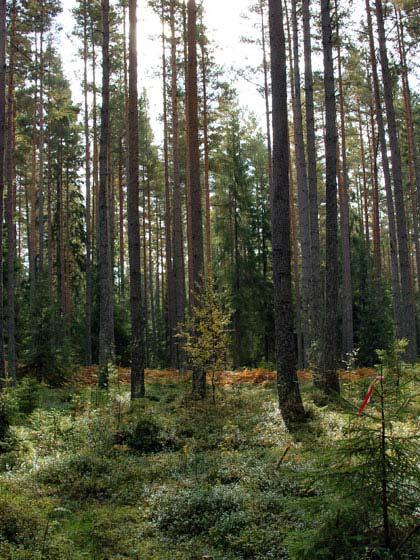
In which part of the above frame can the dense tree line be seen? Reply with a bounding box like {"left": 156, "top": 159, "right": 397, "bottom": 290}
{"left": 0, "top": 0, "right": 418, "bottom": 425}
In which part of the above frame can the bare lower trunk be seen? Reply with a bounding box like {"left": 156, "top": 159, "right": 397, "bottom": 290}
{"left": 128, "top": 0, "right": 145, "bottom": 398}
{"left": 98, "top": 0, "right": 115, "bottom": 381}
{"left": 5, "top": 0, "right": 17, "bottom": 383}
{"left": 365, "top": 0, "right": 401, "bottom": 334}
{"left": 187, "top": 0, "right": 205, "bottom": 397}
{"left": 336, "top": 18, "right": 353, "bottom": 359}
{"left": 302, "top": 0, "right": 322, "bottom": 359}
{"left": 319, "top": 0, "right": 340, "bottom": 394}
{"left": 170, "top": 0, "right": 186, "bottom": 369}
{"left": 0, "top": 0, "right": 7, "bottom": 382}
{"left": 375, "top": 0, "right": 417, "bottom": 361}
{"left": 268, "top": 0, "right": 306, "bottom": 426}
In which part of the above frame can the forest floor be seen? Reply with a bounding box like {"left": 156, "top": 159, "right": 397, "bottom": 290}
{"left": 0, "top": 366, "right": 419, "bottom": 560}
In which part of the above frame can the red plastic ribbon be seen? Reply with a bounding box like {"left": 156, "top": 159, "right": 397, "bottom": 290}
{"left": 357, "top": 376, "right": 382, "bottom": 416}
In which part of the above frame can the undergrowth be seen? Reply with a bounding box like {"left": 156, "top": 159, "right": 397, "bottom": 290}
{"left": 0, "top": 361, "right": 418, "bottom": 560}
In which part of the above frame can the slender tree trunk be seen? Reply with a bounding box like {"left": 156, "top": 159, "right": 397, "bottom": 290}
{"left": 396, "top": 10, "right": 419, "bottom": 291}
{"left": 187, "top": 0, "right": 205, "bottom": 397}
{"left": 260, "top": 0, "right": 273, "bottom": 193}
{"left": 319, "top": 0, "right": 340, "bottom": 394}
{"left": 5, "top": 0, "right": 17, "bottom": 383}
{"left": 118, "top": 139, "right": 125, "bottom": 292}
{"left": 29, "top": 35, "right": 38, "bottom": 305}
{"left": 0, "top": 0, "right": 7, "bottom": 383}
{"left": 56, "top": 142, "right": 64, "bottom": 313}
{"left": 47, "top": 130, "right": 52, "bottom": 297}
{"left": 302, "top": 0, "right": 322, "bottom": 359}
{"left": 368, "top": 97, "right": 382, "bottom": 279}
{"left": 374, "top": 0, "right": 417, "bottom": 361}
{"left": 83, "top": 0, "right": 93, "bottom": 365}
{"left": 170, "top": 0, "right": 186, "bottom": 369}
{"left": 183, "top": 1, "right": 193, "bottom": 301}
{"left": 290, "top": 0, "right": 311, "bottom": 366}
{"left": 365, "top": 0, "right": 401, "bottom": 333}
{"left": 147, "top": 177, "right": 156, "bottom": 360}
{"left": 128, "top": 0, "right": 145, "bottom": 398}
{"left": 142, "top": 167, "right": 149, "bottom": 366}
{"left": 268, "top": 0, "right": 306, "bottom": 426}
{"left": 290, "top": 166, "right": 304, "bottom": 369}
{"left": 38, "top": 25, "right": 45, "bottom": 277}
{"left": 98, "top": 0, "right": 115, "bottom": 382}
{"left": 199, "top": 13, "right": 211, "bottom": 275}
{"left": 259, "top": 1, "right": 272, "bottom": 362}
{"left": 92, "top": 31, "right": 99, "bottom": 259}
{"left": 336, "top": 16, "right": 353, "bottom": 359}
{"left": 161, "top": 6, "right": 175, "bottom": 366}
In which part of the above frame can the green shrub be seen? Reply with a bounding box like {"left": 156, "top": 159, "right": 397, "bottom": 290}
{"left": 13, "top": 377, "right": 41, "bottom": 415}
{"left": 38, "top": 453, "right": 144, "bottom": 503}
{"left": 115, "top": 417, "right": 180, "bottom": 453}
{"left": 0, "top": 391, "right": 19, "bottom": 451}
{"left": 0, "top": 494, "right": 44, "bottom": 545}
{"left": 151, "top": 485, "right": 246, "bottom": 540}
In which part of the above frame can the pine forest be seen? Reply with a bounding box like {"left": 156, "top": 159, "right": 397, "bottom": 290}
{"left": 0, "top": 1, "right": 419, "bottom": 558}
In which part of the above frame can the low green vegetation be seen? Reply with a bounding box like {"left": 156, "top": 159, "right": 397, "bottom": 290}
{"left": 0, "top": 354, "right": 419, "bottom": 560}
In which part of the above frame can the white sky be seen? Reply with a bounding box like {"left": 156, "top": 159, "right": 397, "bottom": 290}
{"left": 57, "top": 0, "right": 417, "bottom": 143}
{"left": 58, "top": 0, "right": 267, "bottom": 142}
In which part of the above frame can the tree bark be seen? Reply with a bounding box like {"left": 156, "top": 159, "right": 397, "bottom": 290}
{"left": 268, "top": 0, "right": 306, "bottom": 426}
{"left": 5, "top": 0, "right": 17, "bottom": 383}
{"left": 319, "top": 0, "right": 340, "bottom": 394}
{"left": 290, "top": 0, "right": 311, "bottom": 366}
{"left": 128, "top": 0, "right": 145, "bottom": 398}
{"left": 365, "top": 0, "right": 401, "bottom": 332}
{"left": 187, "top": 0, "right": 205, "bottom": 397}
{"left": 302, "top": 0, "right": 322, "bottom": 359}
{"left": 374, "top": 0, "right": 417, "bottom": 361}
{"left": 98, "top": 0, "right": 115, "bottom": 381}
{"left": 199, "top": 13, "right": 211, "bottom": 275}
{"left": 336, "top": 14, "right": 353, "bottom": 359}
{"left": 170, "top": 0, "right": 186, "bottom": 369}
{"left": 396, "top": 9, "right": 419, "bottom": 291}
{"left": 161, "top": 6, "right": 175, "bottom": 366}
{"left": 83, "top": 0, "right": 93, "bottom": 365}
{"left": 0, "top": 0, "right": 7, "bottom": 383}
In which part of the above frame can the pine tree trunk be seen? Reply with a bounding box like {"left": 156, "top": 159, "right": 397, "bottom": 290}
{"left": 187, "top": 0, "right": 205, "bottom": 397}
{"left": 365, "top": 0, "right": 401, "bottom": 333}
{"left": 98, "top": 0, "right": 115, "bottom": 381}
{"left": 170, "top": 0, "right": 186, "bottom": 369}
{"left": 199, "top": 14, "right": 211, "bottom": 275}
{"left": 6, "top": 0, "right": 17, "bottom": 383}
{"left": 396, "top": 10, "right": 419, "bottom": 291}
{"left": 374, "top": 0, "right": 417, "bottom": 361}
{"left": 38, "top": 25, "right": 45, "bottom": 277}
{"left": 368, "top": 98, "right": 382, "bottom": 279}
{"left": 128, "top": 0, "right": 145, "bottom": 399}
{"left": 302, "top": 0, "right": 322, "bottom": 359}
{"left": 183, "top": 1, "right": 193, "bottom": 302}
{"left": 83, "top": 0, "right": 93, "bottom": 365}
{"left": 92, "top": 34, "right": 99, "bottom": 256}
{"left": 118, "top": 139, "right": 125, "bottom": 293}
{"left": 0, "top": 0, "right": 7, "bottom": 383}
{"left": 161, "top": 8, "right": 175, "bottom": 366}
{"left": 260, "top": 0, "right": 273, "bottom": 193}
{"left": 29, "top": 36, "right": 38, "bottom": 306}
{"left": 319, "top": 0, "right": 340, "bottom": 394}
{"left": 336, "top": 19, "right": 353, "bottom": 359}
{"left": 268, "top": 0, "right": 306, "bottom": 426}
{"left": 290, "top": 0, "right": 311, "bottom": 366}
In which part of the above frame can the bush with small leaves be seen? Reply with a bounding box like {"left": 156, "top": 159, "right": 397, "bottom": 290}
{"left": 151, "top": 485, "right": 247, "bottom": 541}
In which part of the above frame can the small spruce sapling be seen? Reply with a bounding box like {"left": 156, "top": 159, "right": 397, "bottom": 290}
{"left": 330, "top": 341, "right": 419, "bottom": 556}
{"left": 177, "top": 276, "right": 232, "bottom": 402}
{"left": 287, "top": 341, "right": 419, "bottom": 559}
